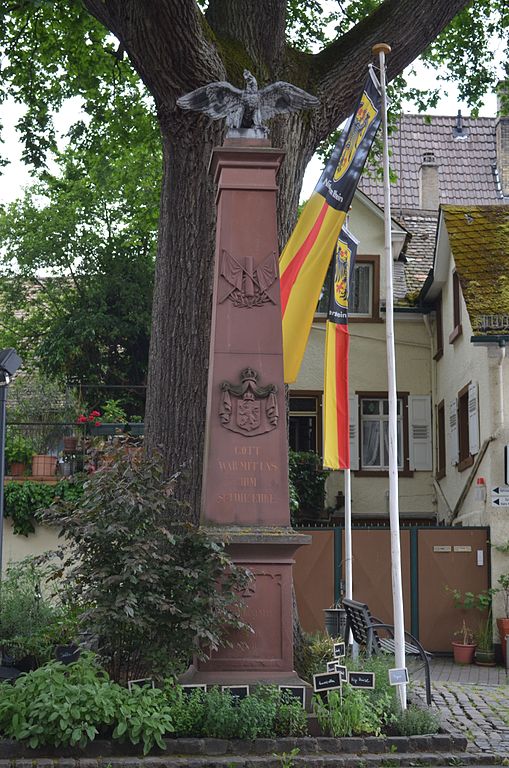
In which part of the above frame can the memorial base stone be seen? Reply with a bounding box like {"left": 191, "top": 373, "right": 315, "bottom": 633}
{"left": 180, "top": 527, "right": 310, "bottom": 689}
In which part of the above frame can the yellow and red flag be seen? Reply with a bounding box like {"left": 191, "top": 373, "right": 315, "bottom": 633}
{"left": 323, "top": 227, "right": 358, "bottom": 469}
{"left": 279, "top": 66, "right": 381, "bottom": 383}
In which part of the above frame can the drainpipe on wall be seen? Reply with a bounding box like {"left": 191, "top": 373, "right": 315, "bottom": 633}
{"left": 496, "top": 340, "right": 506, "bottom": 437}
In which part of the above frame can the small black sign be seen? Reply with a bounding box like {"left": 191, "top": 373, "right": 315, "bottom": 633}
{"left": 313, "top": 671, "right": 342, "bottom": 693}
{"left": 279, "top": 685, "right": 306, "bottom": 707}
{"left": 326, "top": 660, "right": 339, "bottom": 672}
{"left": 348, "top": 671, "right": 375, "bottom": 689}
{"left": 181, "top": 684, "right": 207, "bottom": 696}
{"left": 333, "top": 642, "right": 346, "bottom": 658}
{"left": 222, "top": 685, "right": 249, "bottom": 701}
{"left": 127, "top": 677, "right": 155, "bottom": 691}
{"left": 336, "top": 664, "right": 348, "bottom": 682}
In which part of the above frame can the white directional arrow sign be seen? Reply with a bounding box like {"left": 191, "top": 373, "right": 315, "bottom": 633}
{"left": 492, "top": 486, "right": 509, "bottom": 495}
{"left": 492, "top": 496, "right": 509, "bottom": 507}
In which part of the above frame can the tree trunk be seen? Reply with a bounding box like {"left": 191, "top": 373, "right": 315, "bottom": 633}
{"left": 144, "top": 112, "right": 224, "bottom": 515}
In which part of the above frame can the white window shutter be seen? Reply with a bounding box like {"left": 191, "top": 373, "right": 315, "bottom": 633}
{"left": 349, "top": 394, "right": 359, "bottom": 470}
{"left": 449, "top": 398, "right": 459, "bottom": 465}
{"left": 468, "top": 382, "right": 480, "bottom": 455}
{"left": 408, "top": 395, "right": 432, "bottom": 471}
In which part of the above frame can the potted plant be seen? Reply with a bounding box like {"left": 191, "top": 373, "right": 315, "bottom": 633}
{"left": 89, "top": 399, "right": 127, "bottom": 435}
{"left": 495, "top": 573, "right": 509, "bottom": 664}
{"left": 4, "top": 432, "right": 34, "bottom": 476}
{"left": 126, "top": 414, "right": 144, "bottom": 436}
{"left": 452, "top": 620, "right": 476, "bottom": 664}
{"left": 475, "top": 589, "right": 495, "bottom": 667}
{"left": 31, "top": 451, "right": 57, "bottom": 477}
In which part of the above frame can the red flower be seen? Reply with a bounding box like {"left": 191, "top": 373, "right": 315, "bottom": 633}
{"left": 77, "top": 415, "right": 87, "bottom": 423}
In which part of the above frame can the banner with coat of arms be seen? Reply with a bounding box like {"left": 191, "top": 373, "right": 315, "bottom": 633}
{"left": 323, "top": 227, "right": 358, "bottom": 469}
{"left": 279, "top": 66, "right": 381, "bottom": 384}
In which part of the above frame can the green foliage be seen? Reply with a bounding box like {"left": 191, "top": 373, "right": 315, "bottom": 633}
{"left": 43, "top": 441, "right": 251, "bottom": 682}
{"left": 392, "top": 704, "right": 440, "bottom": 736}
{"left": 288, "top": 450, "right": 329, "bottom": 520}
{"left": 296, "top": 631, "right": 337, "bottom": 681}
{"left": 313, "top": 654, "right": 399, "bottom": 737}
{"left": 4, "top": 476, "right": 84, "bottom": 536}
{"left": 163, "top": 683, "right": 307, "bottom": 739}
{"left": 4, "top": 432, "right": 35, "bottom": 467}
{"left": 0, "top": 558, "right": 78, "bottom": 664}
{"left": 0, "top": 653, "right": 174, "bottom": 754}
{"left": 100, "top": 398, "right": 128, "bottom": 423}
{"left": 273, "top": 747, "right": 300, "bottom": 768}
{"left": 7, "top": 372, "right": 79, "bottom": 425}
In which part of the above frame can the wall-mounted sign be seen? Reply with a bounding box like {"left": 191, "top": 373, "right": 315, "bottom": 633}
{"left": 453, "top": 545, "right": 472, "bottom": 553}
{"left": 333, "top": 642, "right": 346, "bottom": 658}
{"left": 388, "top": 667, "right": 409, "bottom": 686}
{"left": 348, "top": 671, "right": 375, "bottom": 689}
{"left": 313, "top": 671, "right": 342, "bottom": 693}
{"left": 279, "top": 685, "right": 306, "bottom": 707}
{"left": 433, "top": 545, "right": 452, "bottom": 552}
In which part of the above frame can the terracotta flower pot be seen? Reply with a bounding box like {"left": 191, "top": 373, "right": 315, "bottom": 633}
{"left": 452, "top": 641, "right": 476, "bottom": 664}
{"left": 9, "top": 462, "right": 26, "bottom": 477}
{"left": 31, "top": 454, "right": 57, "bottom": 477}
{"left": 497, "top": 617, "right": 509, "bottom": 663}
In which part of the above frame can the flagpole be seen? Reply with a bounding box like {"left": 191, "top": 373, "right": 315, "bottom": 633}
{"left": 344, "top": 468, "right": 352, "bottom": 602}
{"left": 373, "top": 42, "right": 407, "bottom": 709}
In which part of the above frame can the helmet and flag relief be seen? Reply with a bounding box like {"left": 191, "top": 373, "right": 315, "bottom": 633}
{"left": 279, "top": 66, "right": 382, "bottom": 469}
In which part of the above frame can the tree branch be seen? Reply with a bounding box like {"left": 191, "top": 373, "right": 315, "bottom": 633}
{"left": 81, "top": 0, "right": 226, "bottom": 106}
{"left": 206, "top": 0, "right": 286, "bottom": 78}
{"left": 310, "top": 0, "right": 471, "bottom": 142}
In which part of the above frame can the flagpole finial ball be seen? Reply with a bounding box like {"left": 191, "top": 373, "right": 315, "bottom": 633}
{"left": 372, "top": 43, "right": 391, "bottom": 56}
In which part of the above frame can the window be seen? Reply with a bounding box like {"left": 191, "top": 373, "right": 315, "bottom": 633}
{"left": 436, "top": 400, "right": 446, "bottom": 479}
{"left": 354, "top": 393, "right": 410, "bottom": 474}
{"left": 316, "top": 256, "right": 379, "bottom": 320}
{"left": 289, "top": 392, "right": 322, "bottom": 454}
{"left": 449, "top": 382, "right": 479, "bottom": 472}
{"left": 449, "top": 271, "right": 462, "bottom": 343}
{"left": 434, "top": 295, "right": 443, "bottom": 360}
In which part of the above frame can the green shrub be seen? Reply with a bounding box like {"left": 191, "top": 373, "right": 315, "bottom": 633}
{"left": 392, "top": 704, "right": 440, "bottom": 736}
{"left": 0, "top": 653, "right": 173, "bottom": 754}
{"left": 313, "top": 654, "right": 400, "bottom": 737}
{"left": 163, "top": 683, "right": 307, "bottom": 739}
{"left": 0, "top": 558, "right": 78, "bottom": 664}
{"left": 43, "top": 442, "right": 251, "bottom": 682}
{"left": 289, "top": 450, "right": 330, "bottom": 520}
{"left": 296, "top": 631, "right": 337, "bottom": 682}
{"left": 4, "top": 477, "right": 84, "bottom": 536}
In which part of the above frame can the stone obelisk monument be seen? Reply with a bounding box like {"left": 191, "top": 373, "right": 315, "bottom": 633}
{"left": 178, "top": 71, "right": 316, "bottom": 686}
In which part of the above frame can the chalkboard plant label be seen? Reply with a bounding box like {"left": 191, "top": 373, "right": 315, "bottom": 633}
{"left": 348, "top": 671, "right": 375, "bottom": 689}
{"left": 279, "top": 685, "right": 306, "bottom": 707}
{"left": 388, "top": 667, "right": 409, "bottom": 685}
{"left": 336, "top": 664, "right": 348, "bottom": 682}
{"left": 333, "top": 641, "right": 346, "bottom": 658}
{"left": 127, "top": 678, "right": 155, "bottom": 691}
{"left": 222, "top": 685, "right": 249, "bottom": 701}
{"left": 313, "top": 671, "right": 342, "bottom": 693}
{"left": 326, "top": 660, "right": 339, "bottom": 672}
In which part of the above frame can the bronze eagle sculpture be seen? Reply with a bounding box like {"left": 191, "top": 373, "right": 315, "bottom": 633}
{"left": 177, "top": 69, "right": 319, "bottom": 135}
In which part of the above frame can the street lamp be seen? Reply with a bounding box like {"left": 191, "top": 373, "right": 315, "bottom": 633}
{"left": 0, "top": 348, "right": 22, "bottom": 579}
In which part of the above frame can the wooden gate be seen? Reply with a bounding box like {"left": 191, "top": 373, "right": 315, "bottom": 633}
{"left": 293, "top": 526, "right": 489, "bottom": 652}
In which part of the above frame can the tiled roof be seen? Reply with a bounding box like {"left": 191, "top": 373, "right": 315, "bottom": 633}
{"left": 360, "top": 114, "right": 502, "bottom": 209}
{"left": 398, "top": 210, "right": 438, "bottom": 293}
{"left": 442, "top": 205, "right": 509, "bottom": 333}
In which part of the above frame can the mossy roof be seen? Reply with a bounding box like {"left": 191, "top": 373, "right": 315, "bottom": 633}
{"left": 442, "top": 205, "right": 509, "bottom": 334}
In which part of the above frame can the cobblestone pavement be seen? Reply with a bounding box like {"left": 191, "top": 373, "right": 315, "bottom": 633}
{"left": 412, "top": 659, "right": 509, "bottom": 758}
